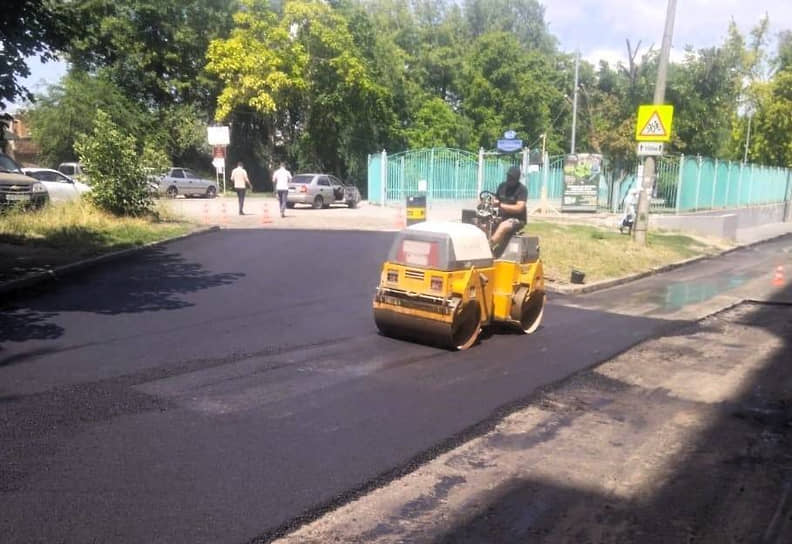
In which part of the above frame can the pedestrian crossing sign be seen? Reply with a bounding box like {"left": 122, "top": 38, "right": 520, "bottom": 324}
{"left": 635, "top": 105, "right": 674, "bottom": 142}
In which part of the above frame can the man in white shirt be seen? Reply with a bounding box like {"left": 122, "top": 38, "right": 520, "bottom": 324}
{"left": 230, "top": 161, "right": 252, "bottom": 215}
{"left": 272, "top": 162, "right": 292, "bottom": 217}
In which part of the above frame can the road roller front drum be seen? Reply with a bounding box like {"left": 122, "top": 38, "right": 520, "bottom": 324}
{"left": 510, "top": 286, "right": 546, "bottom": 334}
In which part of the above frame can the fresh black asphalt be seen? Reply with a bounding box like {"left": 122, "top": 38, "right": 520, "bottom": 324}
{"left": 1, "top": 230, "right": 787, "bottom": 543}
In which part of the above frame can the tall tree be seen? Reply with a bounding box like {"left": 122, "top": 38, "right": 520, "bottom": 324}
{"left": 66, "top": 0, "right": 236, "bottom": 111}
{"left": 207, "top": 0, "right": 391, "bottom": 179}
{"left": 27, "top": 70, "right": 146, "bottom": 166}
{"left": 463, "top": 0, "right": 556, "bottom": 52}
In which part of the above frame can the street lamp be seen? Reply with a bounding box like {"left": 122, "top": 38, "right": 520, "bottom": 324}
{"left": 743, "top": 104, "right": 755, "bottom": 164}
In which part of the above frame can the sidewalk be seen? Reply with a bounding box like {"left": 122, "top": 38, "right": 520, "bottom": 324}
{"left": 160, "top": 196, "right": 792, "bottom": 244}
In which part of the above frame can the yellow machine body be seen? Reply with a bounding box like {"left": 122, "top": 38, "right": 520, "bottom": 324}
{"left": 372, "top": 222, "right": 545, "bottom": 350}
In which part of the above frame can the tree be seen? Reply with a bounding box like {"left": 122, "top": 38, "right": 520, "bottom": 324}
{"left": 0, "top": 0, "right": 70, "bottom": 109}
{"left": 75, "top": 110, "right": 153, "bottom": 216}
{"left": 27, "top": 70, "right": 146, "bottom": 166}
{"left": 207, "top": 0, "right": 391, "bottom": 178}
{"left": 66, "top": 0, "right": 236, "bottom": 111}
{"left": 463, "top": 0, "right": 556, "bottom": 53}
{"left": 404, "top": 97, "right": 473, "bottom": 149}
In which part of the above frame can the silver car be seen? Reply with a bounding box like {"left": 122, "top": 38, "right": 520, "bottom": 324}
{"left": 158, "top": 167, "right": 218, "bottom": 198}
{"left": 286, "top": 173, "right": 361, "bottom": 209}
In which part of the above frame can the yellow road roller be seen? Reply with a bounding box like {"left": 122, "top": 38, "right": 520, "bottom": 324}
{"left": 372, "top": 217, "right": 545, "bottom": 350}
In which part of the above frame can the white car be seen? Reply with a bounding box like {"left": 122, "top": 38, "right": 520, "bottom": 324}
{"left": 22, "top": 168, "right": 91, "bottom": 203}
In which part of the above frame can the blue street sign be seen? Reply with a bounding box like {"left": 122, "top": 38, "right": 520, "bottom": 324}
{"left": 497, "top": 139, "right": 523, "bottom": 153}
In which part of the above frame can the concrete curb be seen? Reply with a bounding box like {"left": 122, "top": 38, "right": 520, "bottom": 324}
{"left": 545, "top": 230, "right": 792, "bottom": 296}
{"left": 0, "top": 226, "right": 220, "bottom": 298}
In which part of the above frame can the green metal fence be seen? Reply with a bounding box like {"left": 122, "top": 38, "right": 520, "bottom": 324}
{"left": 367, "top": 148, "right": 567, "bottom": 204}
{"left": 368, "top": 148, "right": 791, "bottom": 212}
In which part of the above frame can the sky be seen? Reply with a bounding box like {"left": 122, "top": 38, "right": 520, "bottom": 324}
{"left": 543, "top": 0, "right": 792, "bottom": 66}
{"left": 10, "top": 0, "right": 792, "bottom": 112}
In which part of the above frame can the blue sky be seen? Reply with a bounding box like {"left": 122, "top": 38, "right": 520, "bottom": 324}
{"left": 544, "top": 0, "right": 791, "bottom": 66}
{"left": 11, "top": 0, "right": 792, "bottom": 111}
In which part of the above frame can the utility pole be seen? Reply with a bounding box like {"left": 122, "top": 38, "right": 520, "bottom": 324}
{"left": 570, "top": 50, "right": 580, "bottom": 154}
{"left": 743, "top": 110, "right": 753, "bottom": 164}
{"left": 634, "top": 0, "right": 677, "bottom": 245}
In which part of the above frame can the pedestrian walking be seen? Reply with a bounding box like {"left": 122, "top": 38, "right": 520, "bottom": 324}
{"left": 231, "top": 161, "right": 252, "bottom": 215}
{"left": 272, "top": 162, "right": 292, "bottom": 217}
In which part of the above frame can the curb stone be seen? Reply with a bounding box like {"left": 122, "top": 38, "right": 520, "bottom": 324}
{"left": 545, "top": 230, "right": 792, "bottom": 296}
{"left": 0, "top": 226, "right": 220, "bottom": 298}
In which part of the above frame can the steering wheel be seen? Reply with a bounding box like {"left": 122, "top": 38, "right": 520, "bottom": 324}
{"left": 479, "top": 190, "right": 497, "bottom": 200}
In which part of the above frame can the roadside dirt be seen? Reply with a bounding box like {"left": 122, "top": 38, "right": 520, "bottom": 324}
{"left": 275, "top": 301, "right": 792, "bottom": 543}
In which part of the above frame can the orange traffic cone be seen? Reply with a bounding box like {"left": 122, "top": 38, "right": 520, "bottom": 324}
{"left": 772, "top": 265, "right": 785, "bottom": 287}
{"left": 260, "top": 203, "right": 273, "bottom": 225}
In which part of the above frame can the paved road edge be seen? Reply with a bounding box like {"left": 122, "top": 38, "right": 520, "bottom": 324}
{"left": 0, "top": 226, "right": 220, "bottom": 298}
{"left": 546, "top": 231, "right": 791, "bottom": 296}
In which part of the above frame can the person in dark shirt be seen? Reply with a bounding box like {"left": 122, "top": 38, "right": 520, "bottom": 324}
{"left": 491, "top": 166, "right": 527, "bottom": 251}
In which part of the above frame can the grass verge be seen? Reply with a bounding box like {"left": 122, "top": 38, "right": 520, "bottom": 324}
{"left": 525, "top": 220, "right": 728, "bottom": 284}
{"left": 0, "top": 200, "right": 192, "bottom": 282}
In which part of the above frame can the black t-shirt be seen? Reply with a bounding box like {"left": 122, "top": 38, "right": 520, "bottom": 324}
{"left": 496, "top": 181, "right": 527, "bottom": 222}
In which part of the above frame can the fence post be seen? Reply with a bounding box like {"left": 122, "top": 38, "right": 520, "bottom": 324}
{"left": 477, "top": 147, "right": 484, "bottom": 197}
{"left": 737, "top": 163, "right": 744, "bottom": 208}
{"left": 724, "top": 161, "right": 731, "bottom": 208}
{"left": 710, "top": 158, "right": 718, "bottom": 209}
{"left": 675, "top": 154, "right": 684, "bottom": 213}
{"left": 428, "top": 148, "right": 435, "bottom": 208}
{"left": 784, "top": 168, "right": 792, "bottom": 222}
{"left": 380, "top": 149, "right": 387, "bottom": 205}
{"left": 694, "top": 155, "right": 703, "bottom": 211}
{"left": 748, "top": 163, "right": 754, "bottom": 205}
{"left": 542, "top": 152, "right": 549, "bottom": 199}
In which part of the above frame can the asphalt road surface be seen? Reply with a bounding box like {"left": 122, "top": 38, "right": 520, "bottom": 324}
{"left": 1, "top": 230, "right": 789, "bottom": 543}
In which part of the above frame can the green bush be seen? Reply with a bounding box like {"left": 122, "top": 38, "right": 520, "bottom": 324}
{"left": 75, "top": 110, "right": 153, "bottom": 216}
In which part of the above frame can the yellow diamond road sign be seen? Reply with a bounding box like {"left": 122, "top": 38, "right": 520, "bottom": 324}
{"left": 635, "top": 105, "right": 674, "bottom": 142}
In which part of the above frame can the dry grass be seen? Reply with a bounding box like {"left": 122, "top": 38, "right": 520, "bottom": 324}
{"left": 525, "top": 220, "right": 726, "bottom": 284}
{"left": 0, "top": 200, "right": 191, "bottom": 281}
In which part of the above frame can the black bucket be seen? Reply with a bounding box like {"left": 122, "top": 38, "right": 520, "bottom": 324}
{"left": 570, "top": 269, "right": 586, "bottom": 284}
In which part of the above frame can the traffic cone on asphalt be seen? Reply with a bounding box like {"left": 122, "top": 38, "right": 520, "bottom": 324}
{"left": 260, "top": 203, "right": 273, "bottom": 225}
{"left": 772, "top": 265, "right": 785, "bottom": 287}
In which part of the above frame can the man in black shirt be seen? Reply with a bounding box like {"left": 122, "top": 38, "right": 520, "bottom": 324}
{"left": 491, "top": 166, "right": 527, "bottom": 251}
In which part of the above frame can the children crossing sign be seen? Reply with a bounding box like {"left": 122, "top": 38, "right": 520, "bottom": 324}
{"left": 635, "top": 105, "right": 674, "bottom": 142}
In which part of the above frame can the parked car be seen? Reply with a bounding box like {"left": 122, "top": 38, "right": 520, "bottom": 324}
{"left": 287, "top": 173, "right": 361, "bottom": 209}
{"left": 57, "top": 162, "right": 88, "bottom": 184}
{"left": 0, "top": 153, "right": 48, "bottom": 208}
{"left": 22, "top": 168, "right": 91, "bottom": 203}
{"left": 156, "top": 167, "right": 218, "bottom": 198}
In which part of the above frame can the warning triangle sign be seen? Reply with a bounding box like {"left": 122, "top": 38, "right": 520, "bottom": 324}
{"left": 639, "top": 111, "right": 667, "bottom": 138}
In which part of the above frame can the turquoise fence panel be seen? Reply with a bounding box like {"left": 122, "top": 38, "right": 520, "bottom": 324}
{"left": 697, "top": 158, "right": 715, "bottom": 210}
{"left": 546, "top": 155, "right": 565, "bottom": 198}
{"left": 384, "top": 148, "right": 480, "bottom": 202}
{"left": 367, "top": 153, "right": 382, "bottom": 204}
{"left": 715, "top": 161, "right": 732, "bottom": 208}
{"left": 677, "top": 156, "right": 701, "bottom": 211}
{"left": 654, "top": 155, "right": 679, "bottom": 212}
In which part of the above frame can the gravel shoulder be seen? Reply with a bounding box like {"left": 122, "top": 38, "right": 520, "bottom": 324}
{"left": 274, "top": 300, "right": 792, "bottom": 544}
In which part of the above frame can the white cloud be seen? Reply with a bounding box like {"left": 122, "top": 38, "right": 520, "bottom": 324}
{"left": 544, "top": 0, "right": 792, "bottom": 64}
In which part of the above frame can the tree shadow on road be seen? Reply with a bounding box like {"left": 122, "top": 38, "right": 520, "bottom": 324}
{"left": 0, "top": 246, "right": 244, "bottom": 348}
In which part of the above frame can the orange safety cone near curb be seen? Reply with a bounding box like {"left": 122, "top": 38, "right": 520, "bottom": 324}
{"left": 772, "top": 265, "right": 785, "bottom": 287}
{"left": 260, "top": 203, "right": 273, "bottom": 225}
